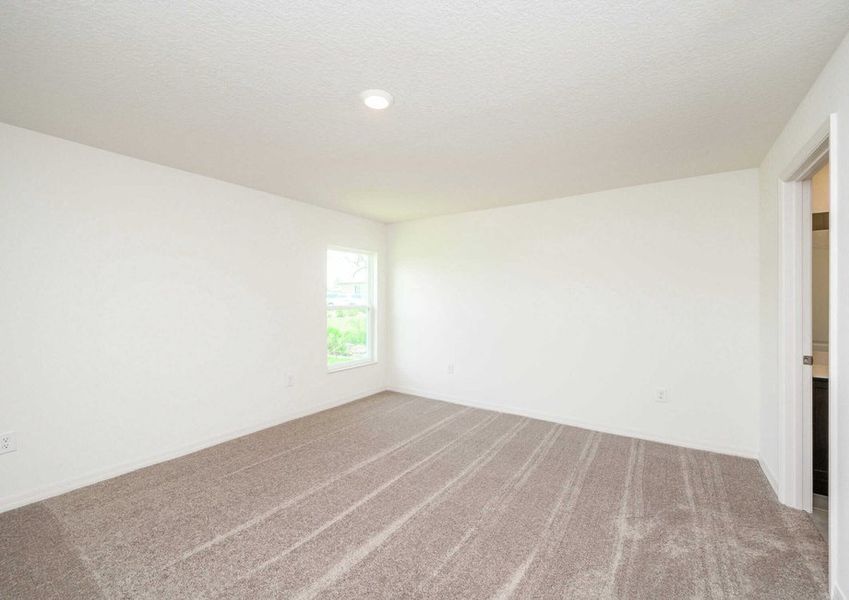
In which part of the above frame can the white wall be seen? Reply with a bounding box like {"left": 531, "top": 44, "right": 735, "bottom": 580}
{"left": 758, "top": 30, "right": 849, "bottom": 598}
{"left": 0, "top": 123, "right": 386, "bottom": 511}
{"left": 388, "top": 169, "right": 760, "bottom": 457}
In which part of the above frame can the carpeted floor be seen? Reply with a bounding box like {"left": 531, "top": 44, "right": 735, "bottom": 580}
{"left": 0, "top": 392, "right": 829, "bottom": 599}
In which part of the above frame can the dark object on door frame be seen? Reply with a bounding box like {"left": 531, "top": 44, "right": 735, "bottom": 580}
{"left": 813, "top": 376, "right": 829, "bottom": 496}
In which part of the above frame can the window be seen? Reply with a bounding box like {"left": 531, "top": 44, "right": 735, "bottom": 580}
{"left": 326, "top": 248, "right": 375, "bottom": 370}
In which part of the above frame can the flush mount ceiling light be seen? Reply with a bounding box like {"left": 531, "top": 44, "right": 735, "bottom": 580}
{"left": 360, "top": 89, "right": 393, "bottom": 110}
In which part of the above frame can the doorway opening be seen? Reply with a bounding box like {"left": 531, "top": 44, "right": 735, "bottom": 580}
{"left": 810, "top": 159, "right": 829, "bottom": 542}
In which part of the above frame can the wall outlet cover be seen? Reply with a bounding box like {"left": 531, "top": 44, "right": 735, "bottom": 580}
{"left": 0, "top": 432, "right": 16, "bottom": 455}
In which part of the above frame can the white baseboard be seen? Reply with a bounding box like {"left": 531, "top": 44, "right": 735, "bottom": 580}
{"left": 0, "top": 384, "right": 763, "bottom": 514}
{"left": 0, "top": 387, "right": 385, "bottom": 514}
{"left": 758, "top": 456, "right": 780, "bottom": 499}
{"left": 834, "top": 584, "right": 846, "bottom": 600}
{"left": 387, "top": 386, "right": 758, "bottom": 459}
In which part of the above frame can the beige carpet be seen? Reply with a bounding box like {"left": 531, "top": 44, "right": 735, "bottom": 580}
{"left": 0, "top": 392, "right": 829, "bottom": 599}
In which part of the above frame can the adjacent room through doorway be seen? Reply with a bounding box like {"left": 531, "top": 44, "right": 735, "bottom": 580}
{"left": 811, "top": 160, "right": 830, "bottom": 542}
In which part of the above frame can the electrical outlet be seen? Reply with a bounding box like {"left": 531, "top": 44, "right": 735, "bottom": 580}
{"left": 447, "top": 362, "right": 455, "bottom": 375}
{"left": 0, "top": 432, "right": 16, "bottom": 455}
{"left": 655, "top": 388, "right": 669, "bottom": 403}
{"left": 286, "top": 373, "right": 295, "bottom": 388}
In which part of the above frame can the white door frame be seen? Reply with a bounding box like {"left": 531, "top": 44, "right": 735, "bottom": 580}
{"left": 778, "top": 114, "right": 843, "bottom": 596}
{"left": 778, "top": 118, "right": 832, "bottom": 514}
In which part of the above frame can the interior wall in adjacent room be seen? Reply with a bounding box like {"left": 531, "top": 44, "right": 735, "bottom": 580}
{"left": 812, "top": 162, "right": 830, "bottom": 350}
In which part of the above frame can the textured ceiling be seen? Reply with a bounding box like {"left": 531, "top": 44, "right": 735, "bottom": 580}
{"left": 2, "top": 1, "right": 849, "bottom": 222}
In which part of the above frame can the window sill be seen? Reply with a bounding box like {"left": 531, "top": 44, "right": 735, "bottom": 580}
{"left": 327, "top": 359, "right": 378, "bottom": 374}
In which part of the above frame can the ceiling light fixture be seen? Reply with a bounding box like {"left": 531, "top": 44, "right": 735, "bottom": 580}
{"left": 360, "top": 89, "right": 393, "bottom": 110}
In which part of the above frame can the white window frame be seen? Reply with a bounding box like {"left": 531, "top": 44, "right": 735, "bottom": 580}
{"left": 326, "top": 246, "right": 377, "bottom": 372}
